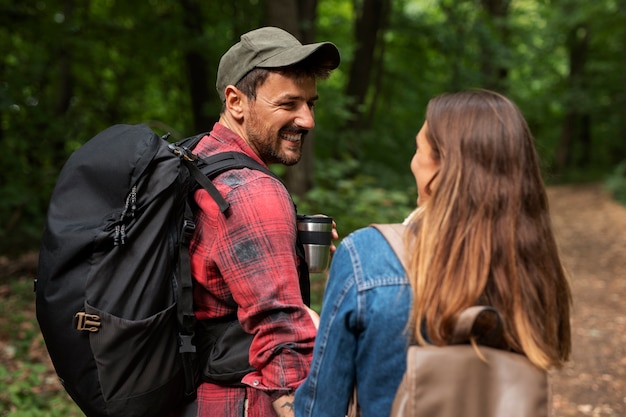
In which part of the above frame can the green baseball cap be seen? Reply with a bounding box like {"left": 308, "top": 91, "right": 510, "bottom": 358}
{"left": 216, "top": 26, "right": 340, "bottom": 102}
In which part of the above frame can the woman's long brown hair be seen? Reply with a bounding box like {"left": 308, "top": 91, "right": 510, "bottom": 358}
{"left": 406, "top": 89, "right": 572, "bottom": 370}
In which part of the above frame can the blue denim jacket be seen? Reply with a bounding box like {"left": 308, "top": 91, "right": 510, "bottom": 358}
{"left": 295, "top": 226, "right": 412, "bottom": 417}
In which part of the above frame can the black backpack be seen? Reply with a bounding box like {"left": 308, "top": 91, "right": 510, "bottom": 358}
{"left": 35, "top": 123, "right": 281, "bottom": 417}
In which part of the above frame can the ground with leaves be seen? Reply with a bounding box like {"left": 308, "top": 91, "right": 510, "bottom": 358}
{"left": 0, "top": 183, "right": 625, "bottom": 416}
{"left": 548, "top": 184, "right": 626, "bottom": 416}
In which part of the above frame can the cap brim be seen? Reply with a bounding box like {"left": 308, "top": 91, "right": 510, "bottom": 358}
{"left": 257, "top": 42, "right": 340, "bottom": 70}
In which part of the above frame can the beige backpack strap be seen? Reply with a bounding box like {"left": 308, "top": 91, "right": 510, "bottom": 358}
{"left": 370, "top": 223, "right": 407, "bottom": 272}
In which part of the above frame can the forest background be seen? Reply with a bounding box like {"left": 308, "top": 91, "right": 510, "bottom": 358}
{"left": 2, "top": 0, "right": 626, "bottom": 256}
{"left": 1, "top": 0, "right": 626, "bottom": 415}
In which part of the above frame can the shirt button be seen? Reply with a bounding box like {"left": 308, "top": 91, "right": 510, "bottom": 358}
{"left": 253, "top": 380, "right": 259, "bottom": 386}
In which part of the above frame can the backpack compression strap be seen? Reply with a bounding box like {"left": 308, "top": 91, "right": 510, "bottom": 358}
{"left": 169, "top": 141, "right": 231, "bottom": 213}
{"left": 178, "top": 213, "right": 198, "bottom": 397}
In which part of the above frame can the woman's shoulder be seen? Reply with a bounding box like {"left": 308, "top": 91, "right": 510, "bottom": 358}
{"left": 340, "top": 225, "right": 390, "bottom": 252}
{"left": 336, "top": 225, "right": 407, "bottom": 284}
{"left": 344, "top": 224, "right": 400, "bottom": 248}
{"left": 347, "top": 224, "right": 386, "bottom": 238}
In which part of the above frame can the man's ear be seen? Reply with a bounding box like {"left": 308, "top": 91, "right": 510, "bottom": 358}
{"left": 224, "top": 86, "right": 245, "bottom": 121}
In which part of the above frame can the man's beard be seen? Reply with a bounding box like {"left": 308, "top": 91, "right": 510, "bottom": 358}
{"left": 257, "top": 134, "right": 303, "bottom": 166}
{"left": 246, "top": 115, "right": 306, "bottom": 166}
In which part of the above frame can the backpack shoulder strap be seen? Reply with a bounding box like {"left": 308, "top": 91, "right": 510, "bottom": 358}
{"left": 199, "top": 151, "right": 279, "bottom": 181}
{"left": 189, "top": 151, "right": 282, "bottom": 214}
{"left": 370, "top": 223, "right": 408, "bottom": 272}
{"left": 183, "top": 158, "right": 230, "bottom": 213}
{"left": 451, "top": 306, "right": 506, "bottom": 348}
{"left": 168, "top": 137, "right": 232, "bottom": 214}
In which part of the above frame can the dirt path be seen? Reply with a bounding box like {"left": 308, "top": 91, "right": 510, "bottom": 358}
{"left": 547, "top": 184, "right": 626, "bottom": 417}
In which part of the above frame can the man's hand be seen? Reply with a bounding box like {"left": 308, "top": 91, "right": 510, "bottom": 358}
{"left": 314, "top": 214, "right": 339, "bottom": 253}
{"left": 330, "top": 218, "right": 339, "bottom": 253}
{"left": 272, "top": 393, "right": 295, "bottom": 417}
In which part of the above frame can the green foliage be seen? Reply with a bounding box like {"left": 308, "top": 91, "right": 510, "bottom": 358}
{"left": 0, "top": 1, "right": 260, "bottom": 254}
{"left": 0, "top": 363, "right": 82, "bottom": 417}
{"left": 0, "top": 280, "right": 37, "bottom": 357}
{"left": 294, "top": 155, "right": 416, "bottom": 239}
{"left": 0, "top": 278, "right": 83, "bottom": 416}
{"left": 2, "top": 0, "right": 626, "bottom": 255}
{"left": 307, "top": 272, "right": 327, "bottom": 313}
{"left": 604, "top": 162, "right": 626, "bottom": 206}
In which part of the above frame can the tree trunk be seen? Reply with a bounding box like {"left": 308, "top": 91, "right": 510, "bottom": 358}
{"left": 623, "top": 0, "right": 626, "bottom": 169}
{"left": 53, "top": 0, "right": 76, "bottom": 167}
{"left": 265, "top": 0, "right": 318, "bottom": 198}
{"left": 555, "top": 23, "right": 589, "bottom": 173}
{"left": 56, "top": 0, "right": 74, "bottom": 118}
{"left": 440, "top": 1, "right": 468, "bottom": 90}
{"left": 181, "top": 0, "right": 217, "bottom": 133}
{"left": 479, "top": 0, "right": 510, "bottom": 92}
{"left": 345, "top": 0, "right": 390, "bottom": 129}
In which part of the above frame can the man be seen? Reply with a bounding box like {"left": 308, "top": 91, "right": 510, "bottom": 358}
{"left": 187, "top": 27, "right": 340, "bottom": 417}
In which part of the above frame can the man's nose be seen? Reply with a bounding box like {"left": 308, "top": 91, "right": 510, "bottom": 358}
{"left": 295, "top": 104, "right": 315, "bottom": 130}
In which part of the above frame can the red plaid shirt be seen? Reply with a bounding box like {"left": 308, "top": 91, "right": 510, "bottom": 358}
{"left": 187, "top": 123, "right": 316, "bottom": 416}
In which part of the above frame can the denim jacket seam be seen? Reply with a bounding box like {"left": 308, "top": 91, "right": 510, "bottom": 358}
{"left": 359, "top": 275, "right": 408, "bottom": 290}
{"left": 344, "top": 236, "right": 368, "bottom": 331}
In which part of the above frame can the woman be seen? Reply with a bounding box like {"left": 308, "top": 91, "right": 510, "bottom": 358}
{"left": 294, "top": 89, "right": 571, "bottom": 417}
{"left": 407, "top": 89, "right": 571, "bottom": 369}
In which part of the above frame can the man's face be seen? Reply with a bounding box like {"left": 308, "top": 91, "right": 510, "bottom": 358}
{"left": 243, "top": 72, "right": 318, "bottom": 166}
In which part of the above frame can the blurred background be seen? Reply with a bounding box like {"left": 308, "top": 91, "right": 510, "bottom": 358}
{"left": 2, "top": 0, "right": 625, "bottom": 256}
{"left": 1, "top": 1, "right": 625, "bottom": 415}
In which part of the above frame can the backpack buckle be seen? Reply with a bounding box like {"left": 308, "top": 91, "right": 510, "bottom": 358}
{"left": 75, "top": 312, "right": 101, "bottom": 332}
{"left": 181, "top": 219, "right": 196, "bottom": 244}
{"left": 169, "top": 144, "right": 196, "bottom": 162}
{"left": 179, "top": 333, "right": 196, "bottom": 354}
